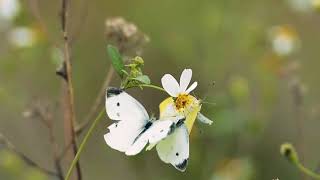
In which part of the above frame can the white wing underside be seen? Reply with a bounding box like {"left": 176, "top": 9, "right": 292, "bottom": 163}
{"left": 105, "top": 119, "right": 175, "bottom": 156}
{"left": 104, "top": 89, "right": 175, "bottom": 156}
{"left": 156, "top": 123, "right": 189, "bottom": 172}
{"left": 105, "top": 90, "right": 149, "bottom": 123}
{"left": 105, "top": 90, "right": 149, "bottom": 154}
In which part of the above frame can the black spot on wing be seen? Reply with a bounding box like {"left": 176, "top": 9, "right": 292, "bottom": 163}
{"left": 175, "top": 159, "right": 188, "bottom": 172}
{"left": 107, "top": 87, "right": 123, "bottom": 97}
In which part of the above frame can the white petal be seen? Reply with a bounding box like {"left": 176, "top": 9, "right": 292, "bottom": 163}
{"left": 179, "top": 69, "right": 192, "bottom": 92}
{"left": 185, "top": 81, "right": 198, "bottom": 94}
{"left": 161, "top": 74, "right": 180, "bottom": 97}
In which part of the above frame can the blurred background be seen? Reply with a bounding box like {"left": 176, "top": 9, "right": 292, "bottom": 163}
{"left": 1, "top": 0, "right": 320, "bottom": 179}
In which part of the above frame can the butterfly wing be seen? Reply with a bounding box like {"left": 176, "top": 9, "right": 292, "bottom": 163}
{"left": 156, "top": 123, "right": 189, "bottom": 172}
{"left": 104, "top": 87, "right": 149, "bottom": 154}
{"left": 106, "top": 87, "right": 149, "bottom": 122}
{"left": 104, "top": 120, "right": 144, "bottom": 152}
{"left": 125, "top": 120, "right": 174, "bottom": 156}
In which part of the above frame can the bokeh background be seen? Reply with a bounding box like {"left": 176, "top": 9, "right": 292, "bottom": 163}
{"left": 1, "top": 0, "right": 320, "bottom": 179}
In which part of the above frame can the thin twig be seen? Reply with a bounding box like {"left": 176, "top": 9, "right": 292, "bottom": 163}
{"left": 48, "top": 128, "right": 64, "bottom": 180}
{"left": 60, "top": 0, "right": 82, "bottom": 179}
{"left": 46, "top": 111, "right": 65, "bottom": 180}
{"left": 58, "top": 141, "right": 73, "bottom": 161}
{"left": 24, "top": 101, "right": 65, "bottom": 179}
{"left": 0, "top": 134, "right": 58, "bottom": 177}
{"left": 75, "top": 67, "right": 114, "bottom": 134}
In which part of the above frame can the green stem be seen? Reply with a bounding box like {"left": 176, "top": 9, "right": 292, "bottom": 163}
{"left": 65, "top": 109, "right": 105, "bottom": 180}
{"left": 294, "top": 161, "right": 320, "bottom": 179}
{"left": 138, "top": 84, "right": 166, "bottom": 92}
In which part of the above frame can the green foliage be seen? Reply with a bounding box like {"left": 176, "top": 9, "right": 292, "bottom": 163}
{"left": 107, "top": 46, "right": 151, "bottom": 89}
{"left": 133, "top": 75, "right": 151, "bottom": 85}
{"left": 107, "top": 45, "right": 126, "bottom": 78}
{"left": 121, "top": 56, "right": 151, "bottom": 89}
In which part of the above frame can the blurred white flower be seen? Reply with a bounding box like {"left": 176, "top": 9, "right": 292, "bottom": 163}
{"left": 287, "top": 0, "right": 313, "bottom": 12}
{"left": 8, "top": 27, "right": 36, "bottom": 48}
{"left": 287, "top": 0, "right": 320, "bottom": 12}
{"left": 0, "top": 0, "right": 20, "bottom": 21}
{"left": 269, "top": 25, "right": 299, "bottom": 56}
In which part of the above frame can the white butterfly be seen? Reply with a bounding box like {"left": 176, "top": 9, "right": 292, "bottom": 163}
{"left": 104, "top": 87, "right": 189, "bottom": 171}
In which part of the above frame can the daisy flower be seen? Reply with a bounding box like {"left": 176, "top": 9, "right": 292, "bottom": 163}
{"left": 269, "top": 25, "right": 299, "bottom": 56}
{"left": 160, "top": 69, "right": 212, "bottom": 133}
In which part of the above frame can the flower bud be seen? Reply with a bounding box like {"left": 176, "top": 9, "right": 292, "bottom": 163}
{"left": 280, "top": 143, "right": 299, "bottom": 164}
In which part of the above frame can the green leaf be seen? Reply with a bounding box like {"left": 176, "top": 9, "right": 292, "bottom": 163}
{"left": 107, "top": 45, "right": 125, "bottom": 78}
{"left": 133, "top": 75, "right": 151, "bottom": 85}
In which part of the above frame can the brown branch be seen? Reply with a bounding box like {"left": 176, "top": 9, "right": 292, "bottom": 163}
{"left": 60, "top": 0, "right": 82, "bottom": 179}
{"left": 0, "top": 134, "right": 58, "bottom": 177}
{"left": 75, "top": 67, "right": 114, "bottom": 134}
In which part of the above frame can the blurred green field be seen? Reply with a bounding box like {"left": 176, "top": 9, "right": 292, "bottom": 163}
{"left": 1, "top": 0, "right": 320, "bottom": 179}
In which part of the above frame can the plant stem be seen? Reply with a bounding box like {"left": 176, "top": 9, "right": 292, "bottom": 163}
{"left": 294, "top": 161, "right": 320, "bottom": 179}
{"left": 137, "top": 84, "right": 166, "bottom": 92}
{"left": 65, "top": 109, "right": 105, "bottom": 180}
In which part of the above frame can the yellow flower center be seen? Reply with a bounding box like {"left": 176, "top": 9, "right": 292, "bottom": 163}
{"left": 174, "top": 94, "right": 193, "bottom": 111}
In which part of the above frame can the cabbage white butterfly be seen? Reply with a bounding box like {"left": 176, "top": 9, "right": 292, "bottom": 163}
{"left": 104, "top": 87, "right": 190, "bottom": 171}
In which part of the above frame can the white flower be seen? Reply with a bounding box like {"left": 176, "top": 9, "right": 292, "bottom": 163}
{"left": 269, "top": 25, "right": 299, "bottom": 56}
{"left": 8, "top": 26, "right": 36, "bottom": 48}
{"left": 159, "top": 68, "right": 212, "bottom": 134}
{"left": 0, "top": 0, "right": 20, "bottom": 21}
{"left": 161, "top": 69, "right": 198, "bottom": 97}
